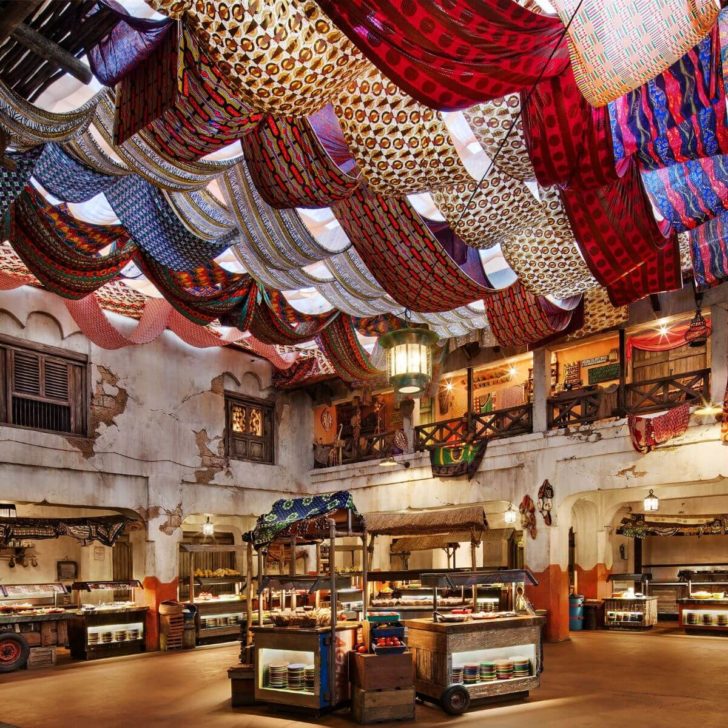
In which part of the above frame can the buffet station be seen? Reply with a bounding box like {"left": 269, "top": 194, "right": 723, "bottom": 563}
{"left": 604, "top": 573, "right": 657, "bottom": 630}
{"left": 180, "top": 544, "right": 248, "bottom": 644}
{"left": 0, "top": 582, "right": 72, "bottom": 672}
{"left": 67, "top": 580, "right": 148, "bottom": 660}
{"left": 677, "top": 570, "right": 728, "bottom": 634}
{"left": 242, "top": 491, "right": 368, "bottom": 715}
{"left": 403, "top": 570, "right": 543, "bottom": 715}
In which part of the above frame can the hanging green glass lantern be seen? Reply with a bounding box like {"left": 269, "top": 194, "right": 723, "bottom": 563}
{"left": 379, "top": 328, "right": 438, "bottom": 396}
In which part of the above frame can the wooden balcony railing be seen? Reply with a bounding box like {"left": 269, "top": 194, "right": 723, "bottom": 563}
{"left": 624, "top": 368, "right": 711, "bottom": 415}
{"left": 548, "top": 385, "right": 617, "bottom": 429}
{"left": 313, "top": 430, "right": 401, "bottom": 468}
{"left": 414, "top": 403, "right": 533, "bottom": 451}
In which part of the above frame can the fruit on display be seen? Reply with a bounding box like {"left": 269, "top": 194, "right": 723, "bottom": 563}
{"left": 193, "top": 568, "right": 241, "bottom": 577}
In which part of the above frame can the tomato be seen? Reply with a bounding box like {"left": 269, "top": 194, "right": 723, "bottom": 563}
{"left": 357, "top": 646, "right": 368, "bottom": 654}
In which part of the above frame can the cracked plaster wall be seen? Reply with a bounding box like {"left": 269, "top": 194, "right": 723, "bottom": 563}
{"left": 0, "top": 287, "right": 313, "bottom": 582}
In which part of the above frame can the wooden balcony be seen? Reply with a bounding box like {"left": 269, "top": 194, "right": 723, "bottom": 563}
{"left": 624, "top": 368, "right": 711, "bottom": 415}
{"left": 414, "top": 404, "right": 533, "bottom": 451}
{"left": 548, "top": 385, "right": 618, "bottom": 429}
{"left": 313, "top": 430, "right": 401, "bottom": 468}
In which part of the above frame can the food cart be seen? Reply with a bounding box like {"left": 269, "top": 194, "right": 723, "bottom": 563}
{"left": 677, "top": 569, "right": 728, "bottom": 633}
{"left": 403, "top": 569, "right": 544, "bottom": 715}
{"left": 604, "top": 573, "right": 657, "bottom": 630}
{"left": 242, "top": 491, "right": 367, "bottom": 714}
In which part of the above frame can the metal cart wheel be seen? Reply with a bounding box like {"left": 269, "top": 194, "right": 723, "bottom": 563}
{"left": 441, "top": 685, "right": 471, "bottom": 715}
{"left": 0, "top": 632, "right": 30, "bottom": 672}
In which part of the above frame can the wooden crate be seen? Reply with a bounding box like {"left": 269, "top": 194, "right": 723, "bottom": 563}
{"left": 160, "top": 615, "right": 185, "bottom": 651}
{"left": 228, "top": 664, "right": 256, "bottom": 707}
{"left": 351, "top": 687, "right": 415, "bottom": 724}
{"left": 27, "top": 646, "right": 57, "bottom": 669}
{"left": 350, "top": 652, "right": 414, "bottom": 691}
{"left": 41, "top": 621, "right": 59, "bottom": 647}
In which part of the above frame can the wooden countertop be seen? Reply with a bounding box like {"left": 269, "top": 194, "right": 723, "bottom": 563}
{"left": 678, "top": 598, "right": 728, "bottom": 605}
{"left": 250, "top": 621, "right": 359, "bottom": 635}
{"left": 403, "top": 615, "right": 544, "bottom": 633}
{"left": 0, "top": 611, "right": 75, "bottom": 624}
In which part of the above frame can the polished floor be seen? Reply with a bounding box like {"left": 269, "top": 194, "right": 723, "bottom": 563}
{"left": 2, "top": 626, "right": 727, "bottom": 728}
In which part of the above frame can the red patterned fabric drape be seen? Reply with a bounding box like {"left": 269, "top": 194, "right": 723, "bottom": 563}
{"left": 314, "top": 0, "right": 569, "bottom": 111}
{"left": 606, "top": 244, "right": 683, "bottom": 307}
{"left": 625, "top": 319, "right": 711, "bottom": 359}
{"left": 316, "top": 315, "right": 382, "bottom": 382}
{"left": 331, "top": 187, "right": 493, "bottom": 312}
{"left": 521, "top": 64, "right": 619, "bottom": 190}
{"left": 628, "top": 403, "right": 691, "bottom": 454}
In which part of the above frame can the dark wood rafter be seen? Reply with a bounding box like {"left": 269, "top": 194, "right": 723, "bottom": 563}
{"left": 0, "top": 0, "right": 119, "bottom": 101}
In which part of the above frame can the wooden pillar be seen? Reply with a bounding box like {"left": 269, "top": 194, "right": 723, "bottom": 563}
{"left": 466, "top": 367, "right": 474, "bottom": 434}
{"left": 532, "top": 348, "right": 551, "bottom": 433}
{"left": 618, "top": 329, "right": 627, "bottom": 416}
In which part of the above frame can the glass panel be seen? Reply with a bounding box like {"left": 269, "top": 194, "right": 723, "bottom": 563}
{"left": 249, "top": 407, "right": 263, "bottom": 437}
{"left": 231, "top": 404, "right": 246, "bottom": 433}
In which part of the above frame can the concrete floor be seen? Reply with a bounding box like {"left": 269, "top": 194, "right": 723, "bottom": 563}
{"left": 2, "top": 626, "right": 727, "bottom": 728}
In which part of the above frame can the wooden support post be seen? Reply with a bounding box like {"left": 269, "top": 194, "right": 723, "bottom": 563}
{"left": 245, "top": 542, "right": 254, "bottom": 649}
{"left": 11, "top": 22, "right": 93, "bottom": 84}
{"left": 618, "top": 329, "right": 627, "bottom": 416}
{"left": 466, "top": 366, "right": 474, "bottom": 434}
{"left": 471, "top": 541, "right": 478, "bottom": 611}
{"left": 328, "top": 519, "right": 337, "bottom": 705}
{"left": 361, "top": 533, "right": 369, "bottom": 618}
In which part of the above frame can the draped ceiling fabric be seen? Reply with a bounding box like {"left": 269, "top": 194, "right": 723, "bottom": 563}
{"left": 609, "top": 23, "right": 728, "bottom": 171}
{"left": 606, "top": 244, "right": 683, "bottom": 307}
{"left": 483, "top": 280, "right": 577, "bottom": 348}
{"left": 0, "top": 81, "right": 102, "bottom": 147}
{"left": 561, "top": 162, "right": 675, "bottom": 288}
{"left": 316, "top": 315, "right": 382, "bottom": 382}
{"left": 565, "top": 287, "right": 628, "bottom": 341}
{"left": 522, "top": 64, "right": 618, "bottom": 191}
{"left": 641, "top": 154, "right": 728, "bottom": 233}
{"left": 116, "top": 25, "right": 262, "bottom": 160}
{"left": 552, "top": 0, "right": 719, "bottom": 107}
{"left": 150, "top": 0, "right": 368, "bottom": 116}
{"left": 690, "top": 211, "right": 728, "bottom": 289}
{"left": 314, "top": 0, "right": 570, "bottom": 111}
{"left": 334, "top": 67, "right": 470, "bottom": 195}
{"left": 242, "top": 115, "right": 360, "bottom": 208}
{"left": 501, "top": 185, "right": 597, "bottom": 298}
{"left": 0, "top": 147, "right": 42, "bottom": 217}
{"left": 332, "top": 187, "right": 494, "bottom": 312}
{"left": 432, "top": 171, "right": 544, "bottom": 249}
{"left": 464, "top": 94, "right": 535, "bottom": 181}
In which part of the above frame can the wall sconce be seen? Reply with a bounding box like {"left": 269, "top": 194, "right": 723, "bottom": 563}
{"left": 643, "top": 490, "right": 659, "bottom": 513}
{"left": 504, "top": 503, "right": 518, "bottom": 525}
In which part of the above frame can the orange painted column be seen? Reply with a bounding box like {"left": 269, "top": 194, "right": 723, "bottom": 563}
{"left": 142, "top": 576, "right": 179, "bottom": 652}
{"left": 526, "top": 564, "right": 570, "bottom": 642}
{"left": 576, "top": 563, "right": 611, "bottom": 599}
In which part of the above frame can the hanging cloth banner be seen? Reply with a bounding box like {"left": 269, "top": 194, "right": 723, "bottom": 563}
{"left": 483, "top": 279, "right": 578, "bottom": 348}
{"left": 625, "top": 319, "right": 712, "bottom": 360}
{"left": 561, "top": 162, "right": 674, "bottom": 287}
{"left": 115, "top": 24, "right": 262, "bottom": 160}
{"left": 551, "top": 0, "right": 719, "bottom": 107}
{"left": 641, "top": 154, "right": 728, "bottom": 234}
{"left": 521, "top": 63, "right": 618, "bottom": 190}
{"left": 10, "top": 186, "right": 137, "bottom": 299}
{"left": 314, "top": 0, "right": 569, "bottom": 111}
{"left": 105, "top": 175, "right": 235, "bottom": 270}
{"left": 0, "top": 146, "right": 43, "bottom": 218}
{"left": 242, "top": 114, "right": 360, "bottom": 209}
{"left": 316, "top": 315, "right": 382, "bottom": 382}
{"left": 331, "top": 187, "right": 494, "bottom": 313}
{"left": 690, "top": 211, "right": 728, "bottom": 289}
{"left": 609, "top": 22, "right": 728, "bottom": 172}
{"left": 628, "top": 402, "right": 691, "bottom": 454}
{"left": 0, "top": 515, "right": 129, "bottom": 547}
{"left": 429, "top": 439, "right": 488, "bottom": 480}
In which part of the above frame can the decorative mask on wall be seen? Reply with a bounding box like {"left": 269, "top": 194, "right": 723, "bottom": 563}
{"left": 537, "top": 480, "right": 554, "bottom": 526}
{"left": 519, "top": 495, "right": 537, "bottom": 540}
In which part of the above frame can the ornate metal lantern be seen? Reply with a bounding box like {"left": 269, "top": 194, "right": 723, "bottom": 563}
{"left": 643, "top": 490, "right": 659, "bottom": 513}
{"left": 379, "top": 328, "right": 438, "bottom": 396}
{"left": 684, "top": 307, "right": 710, "bottom": 348}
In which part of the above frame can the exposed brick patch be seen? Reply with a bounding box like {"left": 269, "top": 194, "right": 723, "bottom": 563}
{"left": 193, "top": 428, "right": 227, "bottom": 484}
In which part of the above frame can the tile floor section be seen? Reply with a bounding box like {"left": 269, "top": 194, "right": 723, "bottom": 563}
{"left": 2, "top": 626, "right": 727, "bottom": 727}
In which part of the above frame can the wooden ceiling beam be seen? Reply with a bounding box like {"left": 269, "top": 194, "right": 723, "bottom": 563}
{"left": 0, "top": 0, "right": 43, "bottom": 44}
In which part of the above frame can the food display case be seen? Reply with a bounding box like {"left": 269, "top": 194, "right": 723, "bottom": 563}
{"left": 67, "top": 580, "right": 147, "bottom": 660}
{"left": 252, "top": 575, "right": 358, "bottom": 712}
{"left": 180, "top": 544, "right": 249, "bottom": 644}
{"left": 677, "top": 570, "right": 728, "bottom": 634}
{"left": 403, "top": 570, "right": 544, "bottom": 715}
{"left": 604, "top": 574, "right": 657, "bottom": 630}
{"left": 0, "top": 583, "right": 73, "bottom": 672}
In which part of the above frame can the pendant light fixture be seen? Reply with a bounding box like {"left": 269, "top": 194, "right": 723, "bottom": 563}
{"left": 379, "top": 315, "right": 438, "bottom": 396}
{"left": 685, "top": 287, "right": 711, "bottom": 348}
{"left": 202, "top": 516, "right": 215, "bottom": 537}
{"left": 504, "top": 503, "right": 518, "bottom": 525}
{"left": 643, "top": 490, "right": 659, "bottom": 513}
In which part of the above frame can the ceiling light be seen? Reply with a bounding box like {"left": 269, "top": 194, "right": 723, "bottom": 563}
{"left": 380, "top": 327, "right": 438, "bottom": 396}
{"left": 504, "top": 503, "right": 518, "bottom": 525}
{"left": 643, "top": 490, "right": 659, "bottom": 513}
{"left": 202, "top": 516, "right": 215, "bottom": 537}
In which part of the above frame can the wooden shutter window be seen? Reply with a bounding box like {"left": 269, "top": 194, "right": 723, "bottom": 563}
{"left": 12, "top": 351, "right": 41, "bottom": 396}
{"left": 225, "top": 394, "right": 274, "bottom": 464}
{"left": 44, "top": 360, "right": 70, "bottom": 401}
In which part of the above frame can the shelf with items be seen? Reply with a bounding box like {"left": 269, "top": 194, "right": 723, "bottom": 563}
{"left": 678, "top": 597, "right": 728, "bottom": 633}
{"left": 603, "top": 598, "right": 658, "bottom": 630}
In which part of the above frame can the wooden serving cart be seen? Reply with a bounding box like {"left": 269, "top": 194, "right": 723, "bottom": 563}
{"left": 404, "top": 569, "right": 544, "bottom": 715}
{"left": 604, "top": 573, "right": 657, "bottom": 630}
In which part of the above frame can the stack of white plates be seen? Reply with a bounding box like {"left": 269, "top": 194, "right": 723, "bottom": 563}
{"left": 288, "top": 664, "right": 305, "bottom": 691}
{"left": 268, "top": 662, "right": 288, "bottom": 689}
{"left": 304, "top": 665, "right": 315, "bottom": 692}
{"left": 87, "top": 632, "right": 100, "bottom": 645}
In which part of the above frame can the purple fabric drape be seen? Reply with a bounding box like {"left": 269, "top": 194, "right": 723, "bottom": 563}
{"left": 424, "top": 218, "right": 491, "bottom": 288}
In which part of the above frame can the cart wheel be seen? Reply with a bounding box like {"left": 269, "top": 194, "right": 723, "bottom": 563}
{"left": 0, "top": 632, "right": 29, "bottom": 672}
{"left": 441, "top": 685, "right": 471, "bottom": 715}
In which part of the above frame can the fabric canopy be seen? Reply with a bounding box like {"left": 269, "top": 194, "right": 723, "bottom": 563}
{"left": 690, "top": 211, "right": 728, "bottom": 288}
{"left": 0, "top": 515, "right": 130, "bottom": 547}
{"left": 315, "top": 0, "right": 570, "bottom": 111}
{"left": 626, "top": 318, "right": 711, "bottom": 359}
{"left": 365, "top": 506, "right": 487, "bottom": 537}
{"left": 390, "top": 532, "right": 483, "bottom": 553}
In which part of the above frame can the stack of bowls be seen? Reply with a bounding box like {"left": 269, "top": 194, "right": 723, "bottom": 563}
{"left": 114, "top": 629, "right": 127, "bottom": 642}
{"left": 686, "top": 611, "right": 698, "bottom": 625}
{"left": 451, "top": 666, "right": 463, "bottom": 684}
{"left": 128, "top": 628, "right": 141, "bottom": 641}
{"left": 479, "top": 661, "right": 496, "bottom": 682}
{"left": 702, "top": 612, "right": 715, "bottom": 626}
{"left": 287, "top": 664, "right": 305, "bottom": 691}
{"left": 304, "top": 665, "right": 315, "bottom": 692}
{"left": 463, "top": 663, "right": 479, "bottom": 684}
{"left": 495, "top": 659, "right": 514, "bottom": 680}
{"left": 268, "top": 662, "right": 288, "bottom": 689}
{"left": 87, "top": 632, "right": 100, "bottom": 645}
{"left": 717, "top": 613, "right": 728, "bottom": 627}
{"left": 512, "top": 656, "right": 531, "bottom": 678}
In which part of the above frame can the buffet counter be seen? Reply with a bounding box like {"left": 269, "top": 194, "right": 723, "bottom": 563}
{"left": 604, "top": 596, "right": 658, "bottom": 630}
{"left": 251, "top": 622, "right": 358, "bottom": 711}
{"left": 67, "top": 606, "right": 148, "bottom": 660}
{"left": 678, "top": 597, "right": 728, "bottom": 633}
{"left": 404, "top": 614, "right": 544, "bottom": 713}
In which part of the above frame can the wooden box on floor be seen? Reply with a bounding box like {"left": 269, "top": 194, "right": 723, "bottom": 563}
{"left": 350, "top": 652, "right": 414, "bottom": 691}
{"left": 351, "top": 687, "right": 415, "bottom": 724}
{"left": 27, "top": 646, "right": 57, "bottom": 669}
{"left": 228, "top": 664, "right": 256, "bottom": 706}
